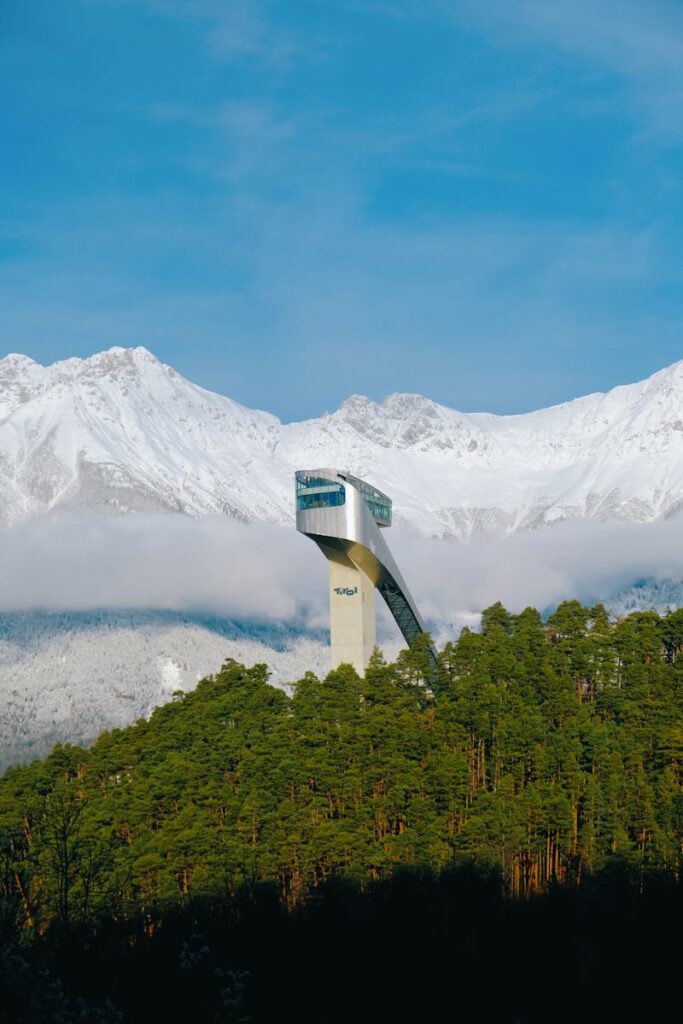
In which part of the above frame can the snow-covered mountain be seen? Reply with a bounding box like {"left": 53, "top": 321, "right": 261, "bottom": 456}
{"left": 2, "top": 346, "right": 683, "bottom": 537}
{"left": 605, "top": 578, "right": 683, "bottom": 618}
{"left": 0, "top": 611, "right": 409, "bottom": 769}
{"left": 0, "top": 612, "right": 325, "bottom": 770}
{"left": 3, "top": 347, "right": 683, "bottom": 767}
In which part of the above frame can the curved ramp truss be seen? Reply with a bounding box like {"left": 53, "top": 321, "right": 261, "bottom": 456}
{"left": 295, "top": 469, "right": 438, "bottom": 677}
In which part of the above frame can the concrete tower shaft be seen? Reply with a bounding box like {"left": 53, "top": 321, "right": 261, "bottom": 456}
{"left": 295, "top": 469, "right": 437, "bottom": 675}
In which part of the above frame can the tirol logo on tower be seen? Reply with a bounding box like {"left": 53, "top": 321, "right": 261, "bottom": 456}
{"left": 294, "top": 468, "right": 438, "bottom": 678}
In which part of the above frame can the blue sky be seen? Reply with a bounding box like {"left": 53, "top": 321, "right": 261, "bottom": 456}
{"left": 2, "top": 0, "right": 683, "bottom": 419}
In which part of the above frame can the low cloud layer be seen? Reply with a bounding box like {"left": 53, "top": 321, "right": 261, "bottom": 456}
{"left": 1, "top": 514, "right": 682, "bottom": 631}
{"left": 0, "top": 515, "right": 325, "bottom": 623}
{"left": 392, "top": 516, "right": 683, "bottom": 625}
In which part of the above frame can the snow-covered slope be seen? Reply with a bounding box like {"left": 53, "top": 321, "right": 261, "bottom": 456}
{"left": 4, "top": 347, "right": 682, "bottom": 769}
{"left": 0, "top": 612, "right": 333, "bottom": 769}
{"left": 605, "top": 578, "right": 683, "bottom": 618}
{"left": 1, "top": 347, "right": 683, "bottom": 537}
{"left": 0, "top": 348, "right": 282, "bottom": 526}
{"left": 0, "top": 611, "right": 414, "bottom": 769}
{"left": 0, "top": 586, "right": 669, "bottom": 769}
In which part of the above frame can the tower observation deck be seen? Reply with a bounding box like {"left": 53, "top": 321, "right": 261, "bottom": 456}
{"left": 295, "top": 469, "right": 438, "bottom": 676}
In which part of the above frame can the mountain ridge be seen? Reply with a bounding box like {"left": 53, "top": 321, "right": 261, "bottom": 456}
{"left": 1, "top": 346, "right": 683, "bottom": 537}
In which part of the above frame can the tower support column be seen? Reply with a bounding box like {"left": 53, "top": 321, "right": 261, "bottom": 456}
{"left": 328, "top": 559, "right": 376, "bottom": 674}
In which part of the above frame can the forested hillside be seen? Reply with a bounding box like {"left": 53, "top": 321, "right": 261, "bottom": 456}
{"left": 2, "top": 600, "right": 681, "bottom": 926}
{"left": 1, "top": 601, "right": 682, "bottom": 1021}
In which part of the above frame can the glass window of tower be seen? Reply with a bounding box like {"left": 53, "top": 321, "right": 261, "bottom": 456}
{"left": 340, "top": 473, "right": 392, "bottom": 526}
{"left": 295, "top": 473, "right": 346, "bottom": 512}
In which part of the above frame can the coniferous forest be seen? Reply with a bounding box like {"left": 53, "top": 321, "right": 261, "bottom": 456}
{"left": 1, "top": 601, "right": 682, "bottom": 1023}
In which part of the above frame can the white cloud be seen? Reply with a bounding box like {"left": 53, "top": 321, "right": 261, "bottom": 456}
{"left": 0, "top": 514, "right": 325, "bottom": 621}
{"left": 454, "top": 0, "right": 683, "bottom": 139}
{"left": 117, "top": 0, "right": 314, "bottom": 67}
{"left": 463, "top": 0, "right": 683, "bottom": 73}
{"left": 393, "top": 516, "right": 683, "bottom": 624}
{"left": 1, "top": 514, "right": 682, "bottom": 633}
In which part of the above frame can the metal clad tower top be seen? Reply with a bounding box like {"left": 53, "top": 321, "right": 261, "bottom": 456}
{"left": 295, "top": 469, "right": 437, "bottom": 675}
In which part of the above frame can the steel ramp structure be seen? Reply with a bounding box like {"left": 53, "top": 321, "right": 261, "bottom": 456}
{"left": 295, "top": 469, "right": 438, "bottom": 677}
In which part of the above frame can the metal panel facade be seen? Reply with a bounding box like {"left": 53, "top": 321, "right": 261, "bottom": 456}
{"left": 295, "top": 468, "right": 437, "bottom": 675}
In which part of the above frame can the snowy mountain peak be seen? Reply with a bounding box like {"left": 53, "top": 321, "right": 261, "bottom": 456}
{"left": 0, "top": 347, "right": 167, "bottom": 410}
{"left": 0, "top": 353, "right": 40, "bottom": 370}
{"left": 642, "top": 357, "right": 683, "bottom": 387}
{"left": 0, "top": 354, "right": 47, "bottom": 421}
{"left": 46, "top": 345, "right": 167, "bottom": 387}
{"left": 332, "top": 391, "right": 479, "bottom": 451}
{"left": 1, "top": 347, "right": 683, "bottom": 537}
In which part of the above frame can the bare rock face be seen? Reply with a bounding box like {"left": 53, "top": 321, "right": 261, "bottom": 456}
{"left": 1, "top": 346, "right": 683, "bottom": 538}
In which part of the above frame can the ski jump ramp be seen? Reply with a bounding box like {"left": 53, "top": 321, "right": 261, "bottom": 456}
{"left": 295, "top": 469, "right": 437, "bottom": 676}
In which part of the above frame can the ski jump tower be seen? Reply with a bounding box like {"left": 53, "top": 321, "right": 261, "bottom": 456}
{"left": 295, "top": 469, "right": 437, "bottom": 676}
